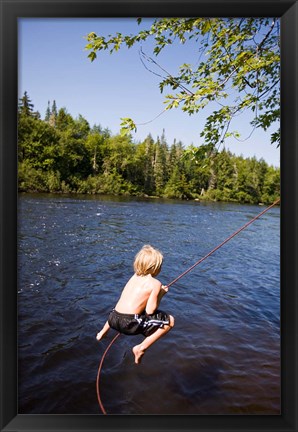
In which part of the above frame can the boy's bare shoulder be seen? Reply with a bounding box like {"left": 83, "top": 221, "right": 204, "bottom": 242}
{"left": 150, "top": 277, "right": 162, "bottom": 290}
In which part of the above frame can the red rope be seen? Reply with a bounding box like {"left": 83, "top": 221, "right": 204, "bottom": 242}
{"left": 96, "top": 198, "right": 280, "bottom": 414}
{"left": 96, "top": 332, "right": 120, "bottom": 415}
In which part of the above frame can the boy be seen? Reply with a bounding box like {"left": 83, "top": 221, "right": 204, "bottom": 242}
{"left": 96, "top": 244, "right": 174, "bottom": 364}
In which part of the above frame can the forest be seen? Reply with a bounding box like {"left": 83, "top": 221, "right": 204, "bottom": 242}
{"left": 18, "top": 92, "right": 280, "bottom": 204}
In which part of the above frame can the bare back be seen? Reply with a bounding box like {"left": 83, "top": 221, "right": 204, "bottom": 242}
{"left": 115, "top": 273, "right": 160, "bottom": 314}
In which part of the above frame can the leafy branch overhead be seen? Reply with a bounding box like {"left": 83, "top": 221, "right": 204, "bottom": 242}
{"left": 85, "top": 18, "right": 280, "bottom": 147}
{"left": 120, "top": 117, "right": 137, "bottom": 137}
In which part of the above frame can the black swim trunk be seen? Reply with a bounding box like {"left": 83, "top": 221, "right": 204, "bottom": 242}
{"left": 108, "top": 309, "right": 170, "bottom": 337}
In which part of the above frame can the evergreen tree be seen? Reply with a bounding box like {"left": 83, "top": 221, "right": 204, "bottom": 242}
{"left": 154, "top": 138, "right": 167, "bottom": 195}
{"left": 143, "top": 134, "right": 155, "bottom": 195}
{"left": 164, "top": 166, "right": 192, "bottom": 199}
{"left": 214, "top": 149, "right": 237, "bottom": 200}
{"left": 45, "top": 101, "right": 51, "bottom": 122}
{"left": 18, "top": 91, "right": 34, "bottom": 116}
{"left": 52, "top": 100, "right": 58, "bottom": 117}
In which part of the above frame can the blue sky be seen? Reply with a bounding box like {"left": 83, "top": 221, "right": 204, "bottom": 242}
{"left": 18, "top": 18, "right": 280, "bottom": 167}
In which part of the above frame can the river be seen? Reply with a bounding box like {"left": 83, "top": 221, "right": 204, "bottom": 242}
{"left": 18, "top": 194, "right": 280, "bottom": 414}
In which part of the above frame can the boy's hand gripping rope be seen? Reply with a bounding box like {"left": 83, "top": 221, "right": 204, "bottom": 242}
{"left": 96, "top": 198, "right": 280, "bottom": 414}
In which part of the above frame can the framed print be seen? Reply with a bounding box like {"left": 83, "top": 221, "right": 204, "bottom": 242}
{"left": 0, "top": 0, "right": 297, "bottom": 431}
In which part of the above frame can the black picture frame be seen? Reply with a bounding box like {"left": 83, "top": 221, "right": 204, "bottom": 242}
{"left": 0, "top": 0, "right": 297, "bottom": 431}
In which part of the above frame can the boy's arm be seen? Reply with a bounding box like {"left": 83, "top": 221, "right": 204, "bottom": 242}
{"left": 145, "top": 283, "right": 168, "bottom": 315}
{"left": 157, "top": 284, "right": 168, "bottom": 304}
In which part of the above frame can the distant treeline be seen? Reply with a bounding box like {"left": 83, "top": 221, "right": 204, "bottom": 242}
{"left": 18, "top": 92, "right": 280, "bottom": 204}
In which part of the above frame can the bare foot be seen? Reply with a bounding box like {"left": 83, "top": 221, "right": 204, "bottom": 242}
{"left": 132, "top": 345, "right": 145, "bottom": 364}
{"left": 96, "top": 330, "right": 107, "bottom": 341}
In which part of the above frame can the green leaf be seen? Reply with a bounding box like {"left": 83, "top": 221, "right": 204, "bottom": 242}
{"left": 120, "top": 117, "right": 137, "bottom": 136}
{"left": 88, "top": 52, "right": 97, "bottom": 62}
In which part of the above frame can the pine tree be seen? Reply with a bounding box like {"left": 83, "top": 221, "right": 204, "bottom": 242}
{"left": 52, "top": 100, "right": 58, "bottom": 117}
{"left": 143, "top": 134, "right": 155, "bottom": 195}
{"left": 154, "top": 138, "right": 167, "bottom": 196}
{"left": 45, "top": 101, "right": 51, "bottom": 122}
{"left": 18, "top": 91, "right": 34, "bottom": 116}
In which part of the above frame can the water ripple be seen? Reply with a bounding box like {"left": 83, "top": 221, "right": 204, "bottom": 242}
{"left": 18, "top": 194, "right": 280, "bottom": 414}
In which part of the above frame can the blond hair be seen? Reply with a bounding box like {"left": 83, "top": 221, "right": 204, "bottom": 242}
{"left": 133, "top": 245, "right": 163, "bottom": 277}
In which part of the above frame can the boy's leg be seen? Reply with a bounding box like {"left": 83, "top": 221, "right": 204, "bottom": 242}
{"left": 96, "top": 320, "right": 110, "bottom": 341}
{"left": 132, "top": 315, "right": 174, "bottom": 364}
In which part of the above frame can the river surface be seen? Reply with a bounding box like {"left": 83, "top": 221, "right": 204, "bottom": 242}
{"left": 18, "top": 194, "right": 280, "bottom": 415}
